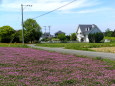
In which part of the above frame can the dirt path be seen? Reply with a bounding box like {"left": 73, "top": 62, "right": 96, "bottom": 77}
{"left": 27, "top": 44, "right": 115, "bottom": 60}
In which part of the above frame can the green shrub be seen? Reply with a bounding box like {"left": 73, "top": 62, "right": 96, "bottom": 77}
{"left": 58, "top": 34, "right": 66, "bottom": 42}
{"left": 88, "top": 33, "right": 104, "bottom": 43}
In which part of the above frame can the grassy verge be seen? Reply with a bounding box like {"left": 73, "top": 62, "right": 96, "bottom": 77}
{"left": 94, "top": 57, "right": 115, "bottom": 70}
{"left": 0, "top": 43, "right": 29, "bottom": 48}
{"left": 104, "top": 37, "right": 115, "bottom": 42}
{"left": 36, "top": 43, "right": 115, "bottom": 51}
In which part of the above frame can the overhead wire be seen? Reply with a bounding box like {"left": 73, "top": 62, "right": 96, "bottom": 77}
{"left": 33, "top": 0, "right": 77, "bottom": 19}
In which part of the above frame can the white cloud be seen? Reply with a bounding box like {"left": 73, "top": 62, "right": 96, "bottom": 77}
{"left": 0, "top": 0, "right": 101, "bottom": 12}
{"left": 76, "top": 7, "right": 112, "bottom": 13}
{"left": 61, "top": 7, "right": 113, "bottom": 14}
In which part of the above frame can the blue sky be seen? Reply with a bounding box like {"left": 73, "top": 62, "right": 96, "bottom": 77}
{"left": 0, "top": 0, "right": 115, "bottom": 35}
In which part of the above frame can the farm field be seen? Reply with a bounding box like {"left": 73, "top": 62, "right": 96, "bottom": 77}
{"left": 91, "top": 47, "right": 115, "bottom": 53}
{"left": 36, "top": 43, "right": 115, "bottom": 51}
{"left": 0, "top": 47, "right": 115, "bottom": 86}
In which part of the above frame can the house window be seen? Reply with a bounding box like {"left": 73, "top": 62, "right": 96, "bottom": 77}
{"left": 86, "top": 27, "right": 91, "bottom": 31}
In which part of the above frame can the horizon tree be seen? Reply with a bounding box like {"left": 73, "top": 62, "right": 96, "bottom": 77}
{"left": 70, "top": 33, "right": 77, "bottom": 41}
{"left": 0, "top": 26, "right": 15, "bottom": 43}
{"left": 23, "top": 18, "right": 42, "bottom": 43}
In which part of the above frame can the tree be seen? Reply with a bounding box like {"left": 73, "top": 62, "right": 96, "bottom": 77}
{"left": 70, "top": 33, "right": 77, "bottom": 41}
{"left": 12, "top": 30, "right": 22, "bottom": 43}
{"left": 23, "top": 18, "right": 42, "bottom": 43}
{"left": 112, "top": 30, "right": 115, "bottom": 37}
{"left": 88, "top": 32, "right": 104, "bottom": 43}
{"left": 95, "top": 33, "right": 104, "bottom": 43}
{"left": 88, "top": 34, "right": 95, "bottom": 43}
{"left": 104, "top": 28, "right": 113, "bottom": 37}
{"left": 58, "top": 34, "right": 66, "bottom": 42}
{"left": 0, "top": 26, "right": 15, "bottom": 43}
{"left": 66, "top": 35, "right": 70, "bottom": 41}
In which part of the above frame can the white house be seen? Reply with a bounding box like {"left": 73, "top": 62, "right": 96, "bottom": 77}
{"left": 76, "top": 24, "right": 102, "bottom": 42}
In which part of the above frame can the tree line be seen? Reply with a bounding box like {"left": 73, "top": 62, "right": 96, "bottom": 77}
{"left": 104, "top": 28, "right": 115, "bottom": 37}
{"left": 0, "top": 19, "right": 42, "bottom": 43}
{"left": 41, "top": 33, "right": 77, "bottom": 42}
{"left": 1, "top": 19, "right": 114, "bottom": 43}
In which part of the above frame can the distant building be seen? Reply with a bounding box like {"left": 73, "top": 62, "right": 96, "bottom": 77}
{"left": 76, "top": 24, "right": 102, "bottom": 42}
{"left": 41, "top": 32, "right": 52, "bottom": 39}
{"left": 55, "top": 30, "right": 65, "bottom": 37}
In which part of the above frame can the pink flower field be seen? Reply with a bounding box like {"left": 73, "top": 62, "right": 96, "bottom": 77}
{"left": 0, "top": 47, "right": 115, "bottom": 86}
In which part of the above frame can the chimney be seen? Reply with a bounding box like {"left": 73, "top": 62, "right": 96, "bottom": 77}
{"left": 92, "top": 24, "right": 95, "bottom": 28}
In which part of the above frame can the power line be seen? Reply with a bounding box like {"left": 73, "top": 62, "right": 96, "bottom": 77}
{"left": 33, "top": 0, "right": 77, "bottom": 19}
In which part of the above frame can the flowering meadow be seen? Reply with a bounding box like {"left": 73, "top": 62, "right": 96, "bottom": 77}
{"left": 0, "top": 47, "right": 115, "bottom": 86}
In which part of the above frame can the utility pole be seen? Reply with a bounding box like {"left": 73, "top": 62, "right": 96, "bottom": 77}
{"left": 44, "top": 26, "right": 46, "bottom": 33}
{"left": 21, "top": 4, "right": 32, "bottom": 44}
{"left": 21, "top": 4, "right": 24, "bottom": 44}
{"left": 43, "top": 26, "right": 46, "bottom": 38}
{"left": 48, "top": 26, "right": 51, "bottom": 37}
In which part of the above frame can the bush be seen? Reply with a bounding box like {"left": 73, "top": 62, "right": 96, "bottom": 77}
{"left": 58, "top": 34, "right": 66, "bottom": 42}
{"left": 70, "top": 33, "right": 77, "bottom": 41}
{"left": 66, "top": 35, "right": 70, "bottom": 41}
{"left": 88, "top": 33, "right": 104, "bottom": 43}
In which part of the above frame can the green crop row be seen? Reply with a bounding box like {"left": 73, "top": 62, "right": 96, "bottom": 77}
{"left": 36, "top": 43, "right": 115, "bottom": 51}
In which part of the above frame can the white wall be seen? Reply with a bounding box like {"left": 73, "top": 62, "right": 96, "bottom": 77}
{"left": 85, "top": 35, "right": 89, "bottom": 42}
{"left": 76, "top": 27, "right": 85, "bottom": 42}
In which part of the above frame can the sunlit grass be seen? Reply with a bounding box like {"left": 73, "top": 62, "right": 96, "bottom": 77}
{"left": 0, "top": 43, "right": 28, "bottom": 48}
{"left": 36, "top": 43, "right": 115, "bottom": 51}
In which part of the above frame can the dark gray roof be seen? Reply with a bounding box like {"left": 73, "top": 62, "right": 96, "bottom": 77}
{"left": 55, "top": 31, "right": 65, "bottom": 34}
{"left": 78, "top": 24, "right": 99, "bottom": 35}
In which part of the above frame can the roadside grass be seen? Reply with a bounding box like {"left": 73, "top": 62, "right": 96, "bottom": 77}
{"left": 36, "top": 42, "right": 115, "bottom": 51}
{"left": 102, "top": 58, "right": 115, "bottom": 70}
{"left": 0, "top": 43, "right": 29, "bottom": 48}
{"left": 94, "top": 57, "right": 115, "bottom": 70}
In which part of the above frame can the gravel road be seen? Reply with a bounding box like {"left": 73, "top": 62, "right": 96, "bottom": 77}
{"left": 27, "top": 44, "right": 115, "bottom": 60}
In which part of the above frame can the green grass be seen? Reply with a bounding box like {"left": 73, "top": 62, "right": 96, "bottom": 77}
{"left": 0, "top": 43, "right": 29, "bottom": 48}
{"left": 59, "top": 79, "right": 77, "bottom": 86}
{"left": 36, "top": 43, "right": 115, "bottom": 51}
{"left": 103, "top": 59, "right": 115, "bottom": 69}
{"left": 94, "top": 57, "right": 115, "bottom": 70}
{"left": 104, "top": 37, "right": 115, "bottom": 42}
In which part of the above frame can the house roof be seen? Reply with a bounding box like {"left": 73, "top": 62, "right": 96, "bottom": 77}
{"left": 77, "top": 24, "right": 100, "bottom": 35}
{"left": 55, "top": 30, "right": 65, "bottom": 34}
